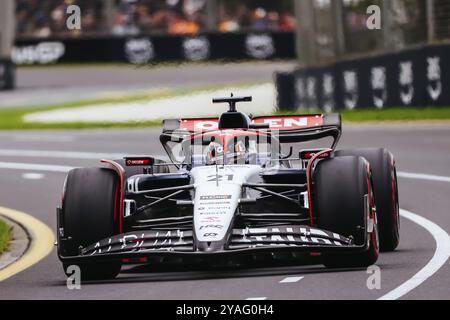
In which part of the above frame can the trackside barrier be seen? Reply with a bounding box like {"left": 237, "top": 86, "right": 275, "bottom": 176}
{"left": 0, "top": 59, "right": 15, "bottom": 90}
{"left": 276, "top": 43, "right": 450, "bottom": 111}
{"left": 13, "top": 32, "right": 295, "bottom": 65}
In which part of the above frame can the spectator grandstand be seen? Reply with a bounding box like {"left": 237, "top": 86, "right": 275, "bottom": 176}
{"left": 14, "top": 0, "right": 296, "bottom": 38}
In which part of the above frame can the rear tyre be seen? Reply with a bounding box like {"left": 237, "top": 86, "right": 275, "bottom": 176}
{"left": 60, "top": 167, "right": 121, "bottom": 281}
{"left": 314, "top": 156, "right": 379, "bottom": 268}
{"left": 335, "top": 148, "right": 399, "bottom": 252}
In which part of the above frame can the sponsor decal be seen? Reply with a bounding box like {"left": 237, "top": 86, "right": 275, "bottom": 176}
{"left": 232, "top": 226, "right": 350, "bottom": 246}
{"left": 295, "top": 77, "right": 307, "bottom": 109}
{"left": 200, "top": 195, "right": 232, "bottom": 200}
{"left": 293, "top": 76, "right": 320, "bottom": 110}
{"left": 84, "top": 230, "right": 193, "bottom": 255}
{"left": 200, "top": 211, "right": 228, "bottom": 215}
{"left": 198, "top": 194, "right": 233, "bottom": 219}
{"left": 252, "top": 115, "right": 323, "bottom": 129}
{"left": 125, "top": 38, "right": 155, "bottom": 64}
{"left": 322, "top": 73, "right": 335, "bottom": 112}
{"left": 300, "top": 150, "right": 331, "bottom": 159}
{"left": 178, "top": 116, "right": 323, "bottom": 132}
{"left": 203, "top": 232, "right": 219, "bottom": 238}
{"left": 306, "top": 76, "right": 318, "bottom": 109}
{"left": 183, "top": 37, "right": 210, "bottom": 61}
{"left": 125, "top": 158, "right": 153, "bottom": 166}
{"left": 198, "top": 206, "right": 230, "bottom": 210}
{"left": 12, "top": 42, "right": 65, "bottom": 64}
{"left": 399, "top": 61, "right": 414, "bottom": 105}
{"left": 427, "top": 56, "right": 442, "bottom": 101}
{"left": 180, "top": 119, "right": 219, "bottom": 132}
{"left": 343, "top": 70, "right": 359, "bottom": 110}
{"left": 245, "top": 34, "right": 275, "bottom": 59}
{"left": 199, "top": 225, "right": 223, "bottom": 230}
{"left": 371, "top": 66, "right": 387, "bottom": 109}
{"left": 200, "top": 216, "right": 221, "bottom": 223}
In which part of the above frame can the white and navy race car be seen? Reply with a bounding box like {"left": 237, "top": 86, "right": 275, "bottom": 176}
{"left": 57, "top": 95, "right": 399, "bottom": 280}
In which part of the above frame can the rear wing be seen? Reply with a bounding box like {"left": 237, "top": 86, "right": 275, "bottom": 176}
{"left": 162, "top": 114, "right": 342, "bottom": 148}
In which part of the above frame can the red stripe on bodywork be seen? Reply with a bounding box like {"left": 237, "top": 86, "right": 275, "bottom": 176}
{"left": 113, "top": 183, "right": 119, "bottom": 222}
{"left": 391, "top": 159, "right": 398, "bottom": 227}
{"left": 306, "top": 149, "right": 333, "bottom": 226}
{"left": 101, "top": 159, "right": 125, "bottom": 233}
{"left": 366, "top": 163, "right": 379, "bottom": 258}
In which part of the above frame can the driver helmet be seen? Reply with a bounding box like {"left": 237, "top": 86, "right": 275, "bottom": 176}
{"left": 206, "top": 141, "right": 224, "bottom": 165}
{"left": 227, "top": 140, "right": 248, "bottom": 164}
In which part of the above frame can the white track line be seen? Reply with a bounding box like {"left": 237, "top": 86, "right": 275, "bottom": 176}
{"left": 0, "top": 149, "right": 168, "bottom": 162}
{"left": 0, "top": 162, "right": 74, "bottom": 173}
{"left": 13, "top": 134, "right": 75, "bottom": 142}
{"left": 0, "top": 149, "right": 125, "bottom": 160}
{"left": 379, "top": 209, "right": 450, "bottom": 300}
{"left": 398, "top": 171, "right": 450, "bottom": 183}
{"left": 22, "top": 173, "right": 45, "bottom": 180}
{"left": 279, "top": 276, "right": 304, "bottom": 284}
{"left": 246, "top": 297, "right": 267, "bottom": 300}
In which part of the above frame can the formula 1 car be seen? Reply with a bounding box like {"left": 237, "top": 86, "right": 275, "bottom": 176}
{"left": 57, "top": 95, "right": 399, "bottom": 280}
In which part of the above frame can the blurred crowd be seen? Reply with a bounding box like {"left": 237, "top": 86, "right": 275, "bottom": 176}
{"left": 16, "top": 0, "right": 103, "bottom": 37}
{"left": 112, "top": 0, "right": 206, "bottom": 35}
{"left": 217, "top": 4, "right": 296, "bottom": 33}
{"left": 15, "top": 0, "right": 296, "bottom": 38}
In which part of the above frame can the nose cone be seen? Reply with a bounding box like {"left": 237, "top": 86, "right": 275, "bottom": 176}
{"left": 190, "top": 165, "right": 262, "bottom": 252}
{"left": 193, "top": 184, "right": 240, "bottom": 244}
{"left": 196, "top": 240, "right": 226, "bottom": 252}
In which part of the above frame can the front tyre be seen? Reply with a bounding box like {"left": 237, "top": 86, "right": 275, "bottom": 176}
{"left": 314, "top": 156, "right": 379, "bottom": 268}
{"left": 59, "top": 167, "right": 122, "bottom": 281}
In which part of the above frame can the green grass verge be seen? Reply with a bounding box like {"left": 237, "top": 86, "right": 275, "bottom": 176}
{"left": 341, "top": 107, "right": 450, "bottom": 122}
{"left": 0, "top": 219, "right": 11, "bottom": 255}
{"left": 0, "top": 90, "right": 173, "bottom": 130}
{"left": 0, "top": 82, "right": 265, "bottom": 130}
{"left": 277, "top": 106, "right": 450, "bottom": 123}
{"left": 2, "top": 84, "right": 450, "bottom": 130}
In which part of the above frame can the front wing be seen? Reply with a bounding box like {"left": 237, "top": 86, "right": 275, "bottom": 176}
{"left": 58, "top": 225, "right": 370, "bottom": 263}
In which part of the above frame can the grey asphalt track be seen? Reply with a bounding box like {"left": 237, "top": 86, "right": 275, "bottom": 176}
{"left": 0, "top": 123, "right": 449, "bottom": 300}
{"left": 0, "top": 62, "right": 295, "bottom": 109}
